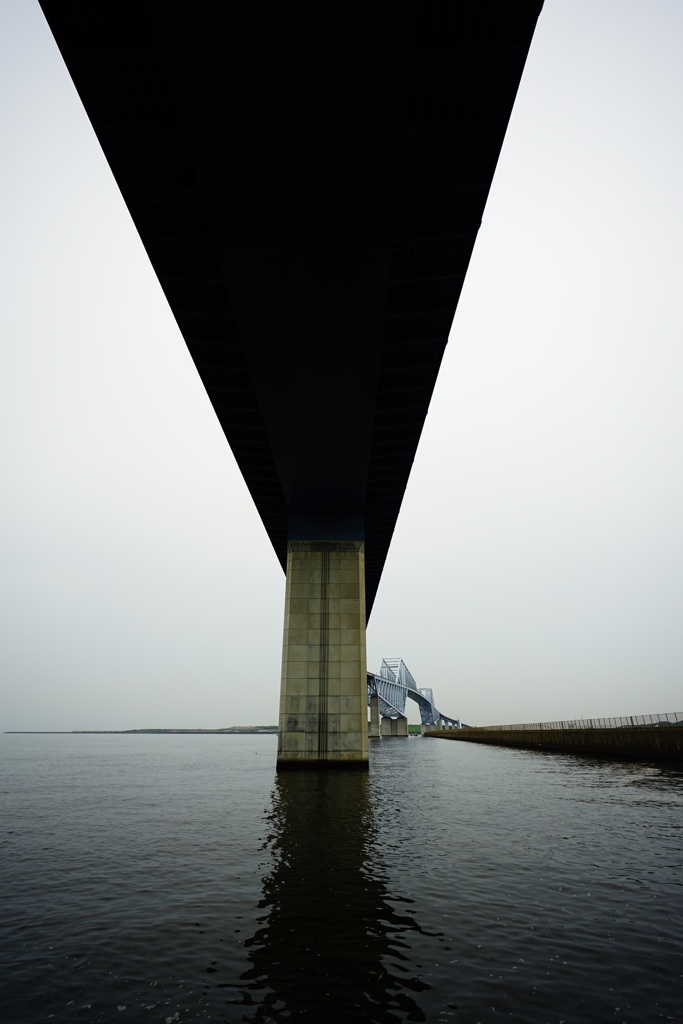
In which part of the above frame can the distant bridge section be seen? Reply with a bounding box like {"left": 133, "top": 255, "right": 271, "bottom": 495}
{"left": 367, "top": 658, "right": 459, "bottom": 727}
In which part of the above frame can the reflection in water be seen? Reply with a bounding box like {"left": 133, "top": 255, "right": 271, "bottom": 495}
{"left": 233, "top": 771, "right": 432, "bottom": 1023}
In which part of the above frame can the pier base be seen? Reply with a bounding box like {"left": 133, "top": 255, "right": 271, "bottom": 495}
{"left": 277, "top": 540, "right": 368, "bottom": 769}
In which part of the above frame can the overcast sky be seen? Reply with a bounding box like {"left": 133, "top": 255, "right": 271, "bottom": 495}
{"left": 2, "top": 1, "right": 683, "bottom": 731}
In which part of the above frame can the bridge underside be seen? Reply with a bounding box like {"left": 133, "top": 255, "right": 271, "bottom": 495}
{"left": 40, "top": 1, "right": 543, "bottom": 767}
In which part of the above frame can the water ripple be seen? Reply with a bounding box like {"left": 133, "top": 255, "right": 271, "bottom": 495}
{"left": 1, "top": 733, "right": 682, "bottom": 1022}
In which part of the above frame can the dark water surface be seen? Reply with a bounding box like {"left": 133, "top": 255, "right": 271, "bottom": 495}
{"left": 1, "top": 734, "right": 681, "bottom": 1023}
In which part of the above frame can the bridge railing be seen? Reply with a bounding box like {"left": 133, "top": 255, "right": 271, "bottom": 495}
{"left": 456, "top": 712, "right": 683, "bottom": 731}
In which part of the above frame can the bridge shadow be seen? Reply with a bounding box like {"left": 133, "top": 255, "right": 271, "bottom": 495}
{"left": 233, "top": 770, "right": 431, "bottom": 1023}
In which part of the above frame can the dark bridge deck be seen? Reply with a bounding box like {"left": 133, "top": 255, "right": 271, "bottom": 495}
{"left": 39, "top": 1, "right": 543, "bottom": 614}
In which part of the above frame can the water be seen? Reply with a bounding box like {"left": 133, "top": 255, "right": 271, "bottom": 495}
{"left": 1, "top": 734, "right": 681, "bottom": 1023}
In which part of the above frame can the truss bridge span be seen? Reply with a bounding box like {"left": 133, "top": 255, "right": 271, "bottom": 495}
{"left": 367, "top": 659, "right": 460, "bottom": 728}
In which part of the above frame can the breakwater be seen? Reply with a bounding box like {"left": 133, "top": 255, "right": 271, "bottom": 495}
{"left": 426, "top": 713, "right": 683, "bottom": 760}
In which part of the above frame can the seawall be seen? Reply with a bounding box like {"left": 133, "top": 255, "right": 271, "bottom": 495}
{"left": 425, "top": 725, "right": 683, "bottom": 760}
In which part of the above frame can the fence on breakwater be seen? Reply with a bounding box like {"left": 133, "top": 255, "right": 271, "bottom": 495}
{"left": 470, "top": 711, "right": 682, "bottom": 731}
{"left": 425, "top": 712, "right": 683, "bottom": 760}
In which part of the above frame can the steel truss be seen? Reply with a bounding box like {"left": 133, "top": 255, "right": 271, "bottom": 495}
{"left": 367, "top": 658, "right": 459, "bottom": 727}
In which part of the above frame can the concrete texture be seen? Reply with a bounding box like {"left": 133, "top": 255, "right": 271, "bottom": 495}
{"left": 425, "top": 725, "right": 683, "bottom": 760}
{"left": 277, "top": 541, "right": 368, "bottom": 768}
{"left": 381, "top": 716, "right": 409, "bottom": 737}
{"left": 369, "top": 693, "right": 381, "bottom": 739}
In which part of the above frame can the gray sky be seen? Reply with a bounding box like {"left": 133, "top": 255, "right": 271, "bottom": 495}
{"left": 2, "top": 0, "right": 683, "bottom": 730}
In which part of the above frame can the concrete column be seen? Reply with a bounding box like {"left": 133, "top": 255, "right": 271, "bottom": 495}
{"left": 369, "top": 692, "right": 381, "bottom": 739}
{"left": 277, "top": 540, "right": 368, "bottom": 769}
{"left": 381, "top": 716, "right": 409, "bottom": 737}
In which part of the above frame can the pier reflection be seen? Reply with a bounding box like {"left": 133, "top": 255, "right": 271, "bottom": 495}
{"left": 236, "top": 770, "right": 430, "bottom": 1023}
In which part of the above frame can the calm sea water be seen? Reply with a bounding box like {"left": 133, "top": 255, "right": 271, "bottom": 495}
{"left": 1, "top": 733, "right": 681, "bottom": 1023}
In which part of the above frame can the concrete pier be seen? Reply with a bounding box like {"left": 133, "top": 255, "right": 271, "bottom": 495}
{"left": 369, "top": 693, "right": 381, "bottom": 739}
{"left": 381, "top": 716, "right": 409, "bottom": 737}
{"left": 277, "top": 540, "right": 368, "bottom": 769}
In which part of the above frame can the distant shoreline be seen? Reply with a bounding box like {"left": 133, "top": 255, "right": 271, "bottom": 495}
{"left": 4, "top": 728, "right": 278, "bottom": 735}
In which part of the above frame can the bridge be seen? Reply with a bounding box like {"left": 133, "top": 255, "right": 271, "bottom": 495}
{"left": 367, "top": 658, "right": 459, "bottom": 736}
{"left": 39, "top": 1, "right": 543, "bottom": 768}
